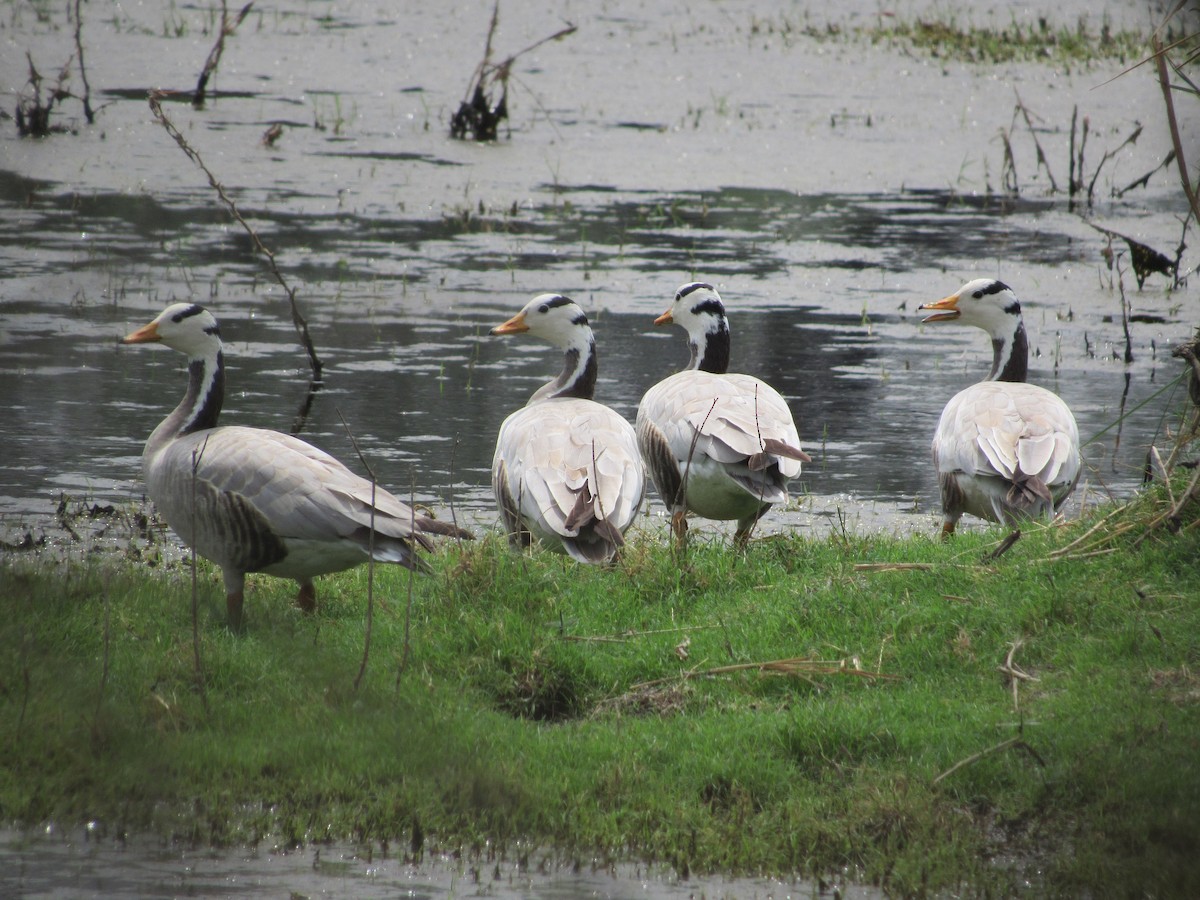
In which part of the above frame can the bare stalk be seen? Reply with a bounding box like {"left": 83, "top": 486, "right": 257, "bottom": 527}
{"left": 194, "top": 1, "right": 255, "bottom": 108}
{"left": 71, "top": 0, "right": 94, "bottom": 123}
{"left": 1153, "top": 34, "right": 1200, "bottom": 223}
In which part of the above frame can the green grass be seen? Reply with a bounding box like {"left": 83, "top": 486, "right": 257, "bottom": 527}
{"left": 2, "top": 486, "right": 1199, "bottom": 896}
{"left": 751, "top": 12, "right": 1151, "bottom": 67}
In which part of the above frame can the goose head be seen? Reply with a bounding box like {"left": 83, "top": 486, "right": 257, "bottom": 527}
{"left": 492, "top": 293, "right": 593, "bottom": 345}
{"left": 654, "top": 282, "right": 730, "bottom": 374}
{"left": 122, "top": 302, "right": 222, "bottom": 357}
{"left": 919, "top": 278, "right": 1022, "bottom": 338}
{"left": 492, "top": 293, "right": 598, "bottom": 402}
{"left": 919, "top": 278, "right": 1029, "bottom": 383}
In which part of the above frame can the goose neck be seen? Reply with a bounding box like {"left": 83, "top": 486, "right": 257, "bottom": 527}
{"left": 532, "top": 337, "right": 598, "bottom": 402}
{"left": 689, "top": 321, "right": 730, "bottom": 374}
{"left": 147, "top": 347, "right": 225, "bottom": 455}
{"left": 989, "top": 320, "right": 1029, "bottom": 383}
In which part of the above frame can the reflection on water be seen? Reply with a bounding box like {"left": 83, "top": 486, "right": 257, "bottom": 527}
{"left": 0, "top": 829, "right": 883, "bottom": 900}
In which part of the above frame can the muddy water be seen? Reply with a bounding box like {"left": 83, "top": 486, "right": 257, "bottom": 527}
{"left": 0, "top": 0, "right": 1193, "bottom": 887}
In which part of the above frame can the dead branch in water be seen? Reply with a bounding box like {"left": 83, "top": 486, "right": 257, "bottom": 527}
{"left": 148, "top": 91, "right": 324, "bottom": 428}
{"left": 194, "top": 1, "right": 255, "bottom": 108}
{"left": 71, "top": 0, "right": 94, "bottom": 123}
{"left": 450, "top": 1, "right": 577, "bottom": 140}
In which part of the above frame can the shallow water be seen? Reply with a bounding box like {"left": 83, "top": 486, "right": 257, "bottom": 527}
{"left": 1, "top": 0, "right": 1194, "bottom": 549}
{"left": 0, "top": 828, "right": 884, "bottom": 900}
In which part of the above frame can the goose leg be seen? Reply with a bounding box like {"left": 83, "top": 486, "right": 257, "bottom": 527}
{"left": 670, "top": 510, "right": 689, "bottom": 546}
{"left": 223, "top": 570, "right": 247, "bottom": 631}
{"left": 226, "top": 591, "right": 245, "bottom": 631}
{"left": 296, "top": 579, "right": 317, "bottom": 613}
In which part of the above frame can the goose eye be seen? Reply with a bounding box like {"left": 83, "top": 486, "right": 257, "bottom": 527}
{"left": 972, "top": 290, "right": 983, "bottom": 299}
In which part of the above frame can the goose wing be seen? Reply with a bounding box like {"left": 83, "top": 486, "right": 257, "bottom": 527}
{"left": 638, "top": 371, "right": 807, "bottom": 476}
{"left": 934, "top": 382, "right": 1080, "bottom": 492}
{"left": 148, "top": 425, "right": 435, "bottom": 552}
{"left": 493, "top": 399, "right": 644, "bottom": 557}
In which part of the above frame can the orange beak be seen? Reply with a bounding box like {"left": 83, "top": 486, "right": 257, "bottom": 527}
{"left": 121, "top": 320, "right": 162, "bottom": 344}
{"left": 653, "top": 308, "right": 674, "bottom": 326}
{"left": 490, "top": 311, "right": 529, "bottom": 335}
{"left": 918, "top": 293, "right": 961, "bottom": 323}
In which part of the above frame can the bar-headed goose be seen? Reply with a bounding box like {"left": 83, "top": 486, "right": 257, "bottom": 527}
{"left": 122, "top": 303, "right": 467, "bottom": 628}
{"left": 636, "top": 282, "right": 811, "bottom": 545}
{"left": 919, "top": 278, "right": 1081, "bottom": 537}
{"left": 490, "top": 294, "right": 645, "bottom": 563}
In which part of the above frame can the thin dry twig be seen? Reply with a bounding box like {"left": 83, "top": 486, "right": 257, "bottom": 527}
{"left": 631, "top": 655, "right": 900, "bottom": 692}
{"left": 853, "top": 562, "right": 934, "bottom": 572}
{"left": 560, "top": 624, "right": 723, "bottom": 644}
{"left": 997, "top": 638, "right": 1039, "bottom": 711}
{"left": 147, "top": 92, "right": 324, "bottom": 392}
{"left": 1153, "top": 34, "right": 1200, "bottom": 223}
{"left": 932, "top": 737, "right": 1045, "bottom": 787}
{"left": 189, "top": 439, "right": 210, "bottom": 712}
{"left": 674, "top": 398, "right": 720, "bottom": 551}
{"left": 336, "top": 407, "right": 379, "bottom": 692}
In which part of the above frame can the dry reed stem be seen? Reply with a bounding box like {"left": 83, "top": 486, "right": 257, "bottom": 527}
{"left": 560, "top": 624, "right": 722, "bottom": 644}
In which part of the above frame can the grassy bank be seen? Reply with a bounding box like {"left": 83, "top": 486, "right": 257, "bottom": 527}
{"left": 2, "top": 484, "right": 1199, "bottom": 896}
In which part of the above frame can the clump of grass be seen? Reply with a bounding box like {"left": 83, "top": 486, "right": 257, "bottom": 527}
{"left": 2, "top": 492, "right": 1199, "bottom": 896}
{"left": 864, "top": 15, "right": 1146, "bottom": 65}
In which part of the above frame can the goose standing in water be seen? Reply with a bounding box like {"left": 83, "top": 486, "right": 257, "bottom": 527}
{"left": 919, "top": 278, "right": 1081, "bottom": 538}
{"left": 636, "top": 282, "right": 810, "bottom": 545}
{"left": 490, "top": 294, "right": 645, "bottom": 563}
{"left": 122, "top": 303, "right": 467, "bottom": 628}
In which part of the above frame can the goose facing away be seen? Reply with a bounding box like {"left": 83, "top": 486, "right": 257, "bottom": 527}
{"left": 122, "top": 303, "right": 467, "bottom": 628}
{"left": 919, "top": 278, "right": 1081, "bottom": 537}
{"left": 636, "top": 282, "right": 810, "bottom": 545}
{"left": 490, "top": 293, "right": 645, "bottom": 563}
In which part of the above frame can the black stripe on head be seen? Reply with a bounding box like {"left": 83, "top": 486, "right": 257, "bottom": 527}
{"left": 972, "top": 280, "right": 1010, "bottom": 299}
{"left": 676, "top": 282, "right": 713, "bottom": 302}
{"left": 691, "top": 297, "right": 726, "bottom": 320}
{"left": 538, "top": 295, "right": 574, "bottom": 313}
{"left": 171, "top": 304, "right": 208, "bottom": 323}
